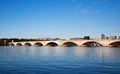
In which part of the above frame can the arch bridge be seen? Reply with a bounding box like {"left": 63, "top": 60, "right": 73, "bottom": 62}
{"left": 9, "top": 39, "right": 120, "bottom": 47}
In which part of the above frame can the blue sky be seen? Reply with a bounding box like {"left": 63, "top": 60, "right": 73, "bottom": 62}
{"left": 0, "top": 0, "right": 120, "bottom": 39}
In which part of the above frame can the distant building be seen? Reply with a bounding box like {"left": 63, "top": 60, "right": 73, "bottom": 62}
{"left": 53, "top": 38, "right": 61, "bottom": 40}
{"left": 109, "top": 36, "right": 117, "bottom": 40}
{"left": 70, "top": 38, "right": 84, "bottom": 40}
{"left": 101, "top": 34, "right": 106, "bottom": 39}
{"left": 118, "top": 36, "right": 120, "bottom": 39}
{"left": 37, "top": 37, "right": 53, "bottom": 41}
{"left": 84, "top": 36, "right": 90, "bottom": 40}
{"left": 105, "top": 36, "right": 109, "bottom": 39}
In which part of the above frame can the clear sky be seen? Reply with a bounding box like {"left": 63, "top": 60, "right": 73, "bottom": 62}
{"left": 0, "top": 0, "right": 120, "bottom": 39}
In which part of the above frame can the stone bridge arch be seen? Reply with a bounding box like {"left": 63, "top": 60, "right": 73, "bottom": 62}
{"left": 46, "top": 42, "right": 58, "bottom": 46}
{"left": 108, "top": 40, "right": 120, "bottom": 47}
{"left": 34, "top": 42, "right": 43, "bottom": 46}
{"left": 9, "top": 43, "right": 15, "bottom": 46}
{"left": 24, "top": 43, "right": 32, "bottom": 46}
{"left": 62, "top": 41, "right": 78, "bottom": 47}
{"left": 16, "top": 43, "right": 22, "bottom": 46}
{"left": 81, "top": 40, "right": 103, "bottom": 47}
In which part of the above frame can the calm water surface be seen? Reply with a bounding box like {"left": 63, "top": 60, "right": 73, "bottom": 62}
{"left": 0, "top": 46, "right": 120, "bottom": 74}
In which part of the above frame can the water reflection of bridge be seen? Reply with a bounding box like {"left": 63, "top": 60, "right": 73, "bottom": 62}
{"left": 9, "top": 39, "right": 120, "bottom": 47}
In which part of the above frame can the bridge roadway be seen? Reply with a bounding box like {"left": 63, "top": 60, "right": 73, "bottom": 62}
{"left": 9, "top": 39, "right": 120, "bottom": 47}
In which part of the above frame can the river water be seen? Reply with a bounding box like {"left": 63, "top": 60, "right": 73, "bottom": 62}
{"left": 0, "top": 46, "right": 120, "bottom": 74}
